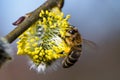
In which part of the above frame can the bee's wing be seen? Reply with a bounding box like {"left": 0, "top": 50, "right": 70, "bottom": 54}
{"left": 82, "top": 39, "right": 98, "bottom": 54}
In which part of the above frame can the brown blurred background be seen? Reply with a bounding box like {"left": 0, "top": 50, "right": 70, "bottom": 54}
{"left": 0, "top": 0, "right": 120, "bottom": 80}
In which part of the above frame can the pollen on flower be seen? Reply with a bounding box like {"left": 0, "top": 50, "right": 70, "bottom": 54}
{"left": 33, "top": 55, "right": 39, "bottom": 60}
{"left": 17, "top": 7, "right": 72, "bottom": 72}
{"left": 32, "top": 42, "right": 38, "bottom": 47}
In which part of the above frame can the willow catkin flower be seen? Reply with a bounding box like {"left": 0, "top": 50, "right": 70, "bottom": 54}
{"left": 17, "top": 7, "right": 71, "bottom": 73}
{"left": 0, "top": 38, "right": 12, "bottom": 68}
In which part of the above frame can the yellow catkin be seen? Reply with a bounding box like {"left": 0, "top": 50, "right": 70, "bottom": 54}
{"left": 17, "top": 7, "right": 72, "bottom": 66}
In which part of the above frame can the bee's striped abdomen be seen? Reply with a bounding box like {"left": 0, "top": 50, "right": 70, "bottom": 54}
{"left": 62, "top": 47, "right": 82, "bottom": 68}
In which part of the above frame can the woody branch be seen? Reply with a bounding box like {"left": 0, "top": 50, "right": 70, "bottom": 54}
{"left": 4, "top": 0, "right": 64, "bottom": 43}
{"left": 0, "top": 0, "right": 64, "bottom": 67}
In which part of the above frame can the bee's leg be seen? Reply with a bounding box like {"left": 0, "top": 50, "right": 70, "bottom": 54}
{"left": 62, "top": 56, "right": 69, "bottom": 68}
{"left": 62, "top": 50, "right": 81, "bottom": 68}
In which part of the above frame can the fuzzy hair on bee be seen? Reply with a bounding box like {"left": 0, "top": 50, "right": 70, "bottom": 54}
{"left": 62, "top": 26, "right": 82, "bottom": 68}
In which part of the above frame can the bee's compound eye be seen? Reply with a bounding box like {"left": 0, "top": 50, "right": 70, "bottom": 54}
{"left": 68, "top": 30, "right": 76, "bottom": 34}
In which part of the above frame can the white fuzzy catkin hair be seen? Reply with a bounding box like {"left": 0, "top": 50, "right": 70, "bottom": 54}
{"left": 29, "top": 58, "right": 63, "bottom": 73}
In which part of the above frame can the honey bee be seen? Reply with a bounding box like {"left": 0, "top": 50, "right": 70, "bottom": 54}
{"left": 62, "top": 26, "right": 82, "bottom": 68}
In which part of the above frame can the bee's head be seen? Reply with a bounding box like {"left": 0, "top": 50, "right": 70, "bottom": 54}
{"left": 68, "top": 28, "right": 77, "bottom": 35}
{"left": 64, "top": 25, "right": 82, "bottom": 46}
{"left": 66, "top": 25, "right": 79, "bottom": 36}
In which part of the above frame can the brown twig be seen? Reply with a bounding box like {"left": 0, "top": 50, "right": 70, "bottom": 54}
{"left": 4, "top": 0, "right": 64, "bottom": 43}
